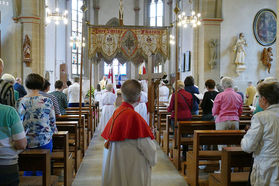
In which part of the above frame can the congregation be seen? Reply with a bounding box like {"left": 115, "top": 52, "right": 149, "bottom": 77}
{"left": 1, "top": 54, "right": 279, "bottom": 185}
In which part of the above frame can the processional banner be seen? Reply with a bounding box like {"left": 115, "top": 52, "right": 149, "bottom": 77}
{"left": 88, "top": 26, "right": 169, "bottom": 63}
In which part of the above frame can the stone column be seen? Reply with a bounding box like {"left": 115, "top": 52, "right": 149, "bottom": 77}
{"left": 17, "top": 0, "right": 45, "bottom": 79}
{"left": 93, "top": 2, "right": 100, "bottom": 86}
{"left": 195, "top": 19, "right": 222, "bottom": 91}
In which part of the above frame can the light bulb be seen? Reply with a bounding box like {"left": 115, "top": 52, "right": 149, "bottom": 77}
{"left": 56, "top": 8, "right": 59, "bottom": 12}
{"left": 197, "top": 13, "right": 201, "bottom": 17}
{"left": 197, "top": 21, "right": 201, "bottom": 25}
{"left": 65, "top": 10, "right": 68, "bottom": 14}
{"left": 192, "top": 11, "right": 195, "bottom": 16}
{"left": 183, "top": 24, "right": 188, "bottom": 28}
{"left": 46, "top": 18, "right": 51, "bottom": 24}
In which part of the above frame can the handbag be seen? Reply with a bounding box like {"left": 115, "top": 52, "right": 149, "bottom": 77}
{"left": 104, "top": 107, "right": 131, "bottom": 149}
{"left": 178, "top": 92, "right": 191, "bottom": 110}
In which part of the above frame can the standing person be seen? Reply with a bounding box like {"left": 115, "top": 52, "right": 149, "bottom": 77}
{"left": 184, "top": 76, "right": 200, "bottom": 115}
{"left": 212, "top": 77, "right": 243, "bottom": 134}
{"left": 2, "top": 74, "right": 19, "bottom": 102}
{"left": 245, "top": 81, "right": 256, "bottom": 106}
{"left": 114, "top": 90, "right": 122, "bottom": 108}
{"left": 168, "top": 80, "right": 193, "bottom": 131}
{"left": 159, "top": 80, "right": 169, "bottom": 102}
{"left": 0, "top": 58, "right": 15, "bottom": 107}
{"left": 17, "top": 73, "right": 57, "bottom": 175}
{"left": 14, "top": 77, "right": 27, "bottom": 98}
{"left": 0, "top": 104, "right": 27, "bottom": 186}
{"left": 200, "top": 79, "right": 218, "bottom": 121}
{"left": 98, "top": 84, "right": 116, "bottom": 133}
{"left": 241, "top": 82, "right": 279, "bottom": 185}
{"left": 233, "top": 86, "right": 244, "bottom": 102}
{"left": 68, "top": 77, "right": 85, "bottom": 107}
{"left": 63, "top": 80, "right": 72, "bottom": 101}
{"left": 94, "top": 84, "right": 103, "bottom": 104}
{"left": 99, "top": 76, "right": 107, "bottom": 90}
{"left": 135, "top": 89, "right": 148, "bottom": 124}
{"left": 101, "top": 80, "right": 157, "bottom": 186}
{"left": 39, "top": 79, "right": 61, "bottom": 116}
{"left": 50, "top": 80, "right": 68, "bottom": 115}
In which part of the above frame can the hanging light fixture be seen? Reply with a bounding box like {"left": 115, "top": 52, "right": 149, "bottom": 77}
{"left": 0, "top": 1, "right": 8, "bottom": 6}
{"left": 45, "top": 6, "right": 68, "bottom": 25}
{"left": 70, "top": 36, "right": 86, "bottom": 48}
{"left": 177, "top": 0, "right": 201, "bottom": 28}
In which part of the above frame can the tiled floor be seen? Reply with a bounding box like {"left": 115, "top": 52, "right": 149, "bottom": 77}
{"left": 72, "top": 132, "right": 188, "bottom": 186}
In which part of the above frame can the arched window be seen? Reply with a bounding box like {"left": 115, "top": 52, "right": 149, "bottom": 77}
{"left": 149, "top": 0, "right": 163, "bottom": 26}
{"left": 71, "top": 0, "right": 83, "bottom": 75}
{"left": 104, "top": 59, "right": 127, "bottom": 77}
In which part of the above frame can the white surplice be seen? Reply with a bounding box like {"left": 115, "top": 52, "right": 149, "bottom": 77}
{"left": 98, "top": 91, "right": 116, "bottom": 132}
{"left": 102, "top": 138, "right": 157, "bottom": 186}
{"left": 135, "top": 91, "right": 148, "bottom": 124}
{"left": 159, "top": 85, "right": 169, "bottom": 102}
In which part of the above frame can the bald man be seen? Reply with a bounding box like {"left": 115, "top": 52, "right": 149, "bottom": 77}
{"left": 0, "top": 59, "right": 15, "bottom": 107}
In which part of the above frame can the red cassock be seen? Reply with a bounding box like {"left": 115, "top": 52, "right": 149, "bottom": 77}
{"left": 101, "top": 102, "right": 154, "bottom": 141}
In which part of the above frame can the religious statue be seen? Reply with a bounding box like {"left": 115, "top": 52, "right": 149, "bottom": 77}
{"left": 208, "top": 39, "right": 218, "bottom": 69}
{"left": 23, "top": 35, "right": 31, "bottom": 66}
{"left": 233, "top": 33, "right": 247, "bottom": 74}
{"left": 261, "top": 47, "right": 273, "bottom": 73}
{"left": 119, "top": 0, "right": 124, "bottom": 26}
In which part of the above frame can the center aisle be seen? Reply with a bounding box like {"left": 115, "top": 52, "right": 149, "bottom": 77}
{"left": 72, "top": 131, "right": 188, "bottom": 186}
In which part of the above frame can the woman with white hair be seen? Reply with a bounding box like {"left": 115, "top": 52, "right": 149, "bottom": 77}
{"left": 212, "top": 76, "right": 243, "bottom": 132}
{"left": 98, "top": 83, "right": 116, "bottom": 133}
{"left": 2, "top": 73, "right": 19, "bottom": 102}
{"left": 241, "top": 82, "right": 279, "bottom": 185}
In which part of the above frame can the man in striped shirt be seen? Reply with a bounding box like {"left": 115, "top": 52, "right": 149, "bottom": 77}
{"left": 0, "top": 59, "right": 15, "bottom": 107}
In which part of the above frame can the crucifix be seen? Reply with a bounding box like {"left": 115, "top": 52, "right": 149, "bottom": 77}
{"left": 139, "top": 53, "right": 167, "bottom": 127}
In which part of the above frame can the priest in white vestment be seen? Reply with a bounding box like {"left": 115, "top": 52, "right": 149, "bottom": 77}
{"left": 159, "top": 80, "right": 169, "bottom": 102}
{"left": 98, "top": 84, "right": 116, "bottom": 133}
{"left": 101, "top": 79, "right": 157, "bottom": 186}
{"left": 135, "top": 91, "right": 148, "bottom": 124}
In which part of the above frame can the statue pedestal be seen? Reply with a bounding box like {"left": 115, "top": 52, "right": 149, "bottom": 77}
{"left": 236, "top": 64, "right": 246, "bottom": 75}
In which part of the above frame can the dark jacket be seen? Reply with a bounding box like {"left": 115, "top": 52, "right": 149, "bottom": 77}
{"left": 184, "top": 85, "right": 200, "bottom": 112}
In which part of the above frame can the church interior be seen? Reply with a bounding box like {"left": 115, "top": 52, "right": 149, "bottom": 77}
{"left": 0, "top": 0, "right": 278, "bottom": 185}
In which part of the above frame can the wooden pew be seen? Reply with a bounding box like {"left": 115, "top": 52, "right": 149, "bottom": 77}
{"left": 52, "top": 131, "right": 73, "bottom": 186}
{"left": 56, "top": 121, "right": 80, "bottom": 173}
{"left": 163, "top": 115, "right": 172, "bottom": 155}
{"left": 209, "top": 146, "right": 252, "bottom": 186}
{"left": 186, "top": 130, "right": 246, "bottom": 186}
{"left": 19, "top": 149, "right": 58, "bottom": 186}
{"left": 65, "top": 110, "right": 92, "bottom": 144}
{"left": 56, "top": 115, "right": 86, "bottom": 156}
{"left": 174, "top": 120, "right": 216, "bottom": 170}
{"left": 157, "top": 110, "right": 170, "bottom": 145}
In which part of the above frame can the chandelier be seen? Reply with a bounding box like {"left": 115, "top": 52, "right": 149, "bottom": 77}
{"left": 177, "top": 10, "right": 201, "bottom": 28}
{"left": 46, "top": 7, "right": 68, "bottom": 25}
{"left": 70, "top": 36, "right": 86, "bottom": 48}
{"left": 0, "top": 0, "right": 9, "bottom": 5}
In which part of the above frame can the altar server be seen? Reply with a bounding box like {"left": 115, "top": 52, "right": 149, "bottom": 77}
{"left": 98, "top": 84, "right": 116, "bottom": 133}
{"left": 135, "top": 90, "right": 148, "bottom": 124}
{"left": 101, "top": 79, "right": 157, "bottom": 186}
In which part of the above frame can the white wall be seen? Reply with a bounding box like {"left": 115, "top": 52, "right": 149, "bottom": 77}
{"left": 0, "top": 3, "right": 22, "bottom": 78}
{"left": 221, "top": 0, "right": 277, "bottom": 92}
{"left": 98, "top": 0, "right": 136, "bottom": 26}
